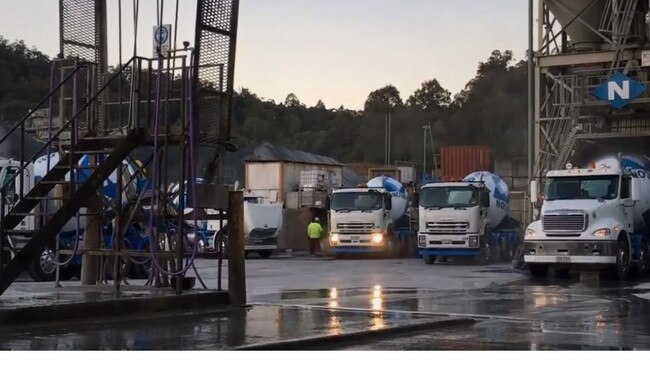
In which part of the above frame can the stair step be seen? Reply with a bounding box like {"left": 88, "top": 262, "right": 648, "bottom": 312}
{"left": 22, "top": 196, "right": 71, "bottom": 201}
{"left": 38, "top": 180, "right": 84, "bottom": 185}
{"left": 6, "top": 230, "right": 37, "bottom": 235}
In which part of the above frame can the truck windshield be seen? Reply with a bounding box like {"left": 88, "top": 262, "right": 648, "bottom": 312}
{"left": 545, "top": 175, "right": 619, "bottom": 201}
{"left": 331, "top": 192, "right": 383, "bottom": 211}
{"left": 420, "top": 186, "right": 477, "bottom": 208}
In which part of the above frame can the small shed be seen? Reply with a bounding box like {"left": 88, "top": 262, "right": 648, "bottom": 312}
{"left": 244, "top": 143, "right": 344, "bottom": 203}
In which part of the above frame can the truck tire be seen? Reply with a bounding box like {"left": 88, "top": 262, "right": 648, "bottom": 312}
{"left": 423, "top": 255, "right": 436, "bottom": 265}
{"left": 475, "top": 230, "right": 492, "bottom": 265}
{"left": 27, "top": 250, "right": 75, "bottom": 282}
{"left": 636, "top": 241, "right": 650, "bottom": 276}
{"left": 529, "top": 264, "right": 549, "bottom": 278}
{"left": 614, "top": 236, "right": 631, "bottom": 280}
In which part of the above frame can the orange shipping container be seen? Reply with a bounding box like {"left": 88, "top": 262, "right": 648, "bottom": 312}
{"left": 440, "top": 146, "right": 493, "bottom": 182}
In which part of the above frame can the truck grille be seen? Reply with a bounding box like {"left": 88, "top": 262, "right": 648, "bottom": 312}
{"left": 426, "top": 221, "right": 469, "bottom": 235}
{"left": 337, "top": 222, "right": 374, "bottom": 233}
{"left": 542, "top": 213, "right": 587, "bottom": 232}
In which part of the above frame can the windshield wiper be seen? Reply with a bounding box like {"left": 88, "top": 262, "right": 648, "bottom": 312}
{"left": 454, "top": 206, "right": 467, "bottom": 210}
{"left": 424, "top": 206, "right": 442, "bottom": 210}
{"left": 334, "top": 209, "right": 351, "bottom": 213}
{"left": 546, "top": 195, "right": 578, "bottom": 201}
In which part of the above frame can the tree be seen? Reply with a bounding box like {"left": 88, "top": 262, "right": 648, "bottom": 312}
{"left": 406, "top": 79, "right": 451, "bottom": 112}
{"left": 314, "top": 99, "right": 326, "bottom": 109}
{"left": 284, "top": 93, "right": 304, "bottom": 107}
{"left": 364, "top": 85, "right": 403, "bottom": 112}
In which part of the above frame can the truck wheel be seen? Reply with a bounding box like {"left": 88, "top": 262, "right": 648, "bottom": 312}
{"left": 27, "top": 250, "right": 74, "bottom": 282}
{"left": 614, "top": 236, "right": 631, "bottom": 280}
{"left": 529, "top": 264, "right": 549, "bottom": 278}
{"left": 475, "top": 231, "right": 492, "bottom": 265}
{"left": 636, "top": 242, "right": 650, "bottom": 276}
{"left": 423, "top": 255, "right": 436, "bottom": 265}
{"left": 501, "top": 238, "right": 513, "bottom": 262}
{"left": 259, "top": 250, "right": 273, "bottom": 259}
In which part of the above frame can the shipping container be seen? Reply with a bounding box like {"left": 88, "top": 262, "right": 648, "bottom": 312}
{"left": 440, "top": 146, "right": 492, "bottom": 182}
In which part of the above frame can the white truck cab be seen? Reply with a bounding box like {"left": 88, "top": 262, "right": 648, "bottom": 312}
{"left": 328, "top": 187, "right": 394, "bottom": 253}
{"left": 418, "top": 182, "right": 490, "bottom": 250}
{"left": 524, "top": 161, "right": 648, "bottom": 278}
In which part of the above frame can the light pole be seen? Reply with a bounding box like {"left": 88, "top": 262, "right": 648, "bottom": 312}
{"left": 423, "top": 124, "right": 430, "bottom": 176}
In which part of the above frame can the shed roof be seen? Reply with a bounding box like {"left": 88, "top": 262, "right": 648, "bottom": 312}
{"left": 245, "top": 142, "right": 342, "bottom": 166}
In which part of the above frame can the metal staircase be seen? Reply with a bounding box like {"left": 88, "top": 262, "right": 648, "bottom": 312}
{"left": 0, "top": 59, "right": 142, "bottom": 295}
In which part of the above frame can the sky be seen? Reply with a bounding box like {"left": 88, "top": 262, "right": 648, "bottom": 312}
{"left": 0, "top": 0, "right": 529, "bottom": 110}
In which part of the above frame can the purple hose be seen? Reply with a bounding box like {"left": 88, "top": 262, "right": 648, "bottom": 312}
{"left": 147, "top": 50, "right": 201, "bottom": 276}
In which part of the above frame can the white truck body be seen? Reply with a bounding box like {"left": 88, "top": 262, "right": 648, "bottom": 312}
{"left": 524, "top": 154, "right": 650, "bottom": 275}
{"left": 329, "top": 176, "right": 408, "bottom": 254}
{"left": 417, "top": 171, "right": 518, "bottom": 263}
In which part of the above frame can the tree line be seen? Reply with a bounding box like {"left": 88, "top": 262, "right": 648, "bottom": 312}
{"left": 0, "top": 36, "right": 527, "bottom": 171}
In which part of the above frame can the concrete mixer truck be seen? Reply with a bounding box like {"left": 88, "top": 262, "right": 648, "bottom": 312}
{"left": 0, "top": 152, "right": 147, "bottom": 281}
{"left": 328, "top": 176, "right": 412, "bottom": 257}
{"left": 417, "top": 171, "right": 520, "bottom": 264}
{"left": 524, "top": 154, "right": 650, "bottom": 279}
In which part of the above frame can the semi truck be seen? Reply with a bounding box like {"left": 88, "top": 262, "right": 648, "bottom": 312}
{"left": 418, "top": 171, "right": 520, "bottom": 264}
{"left": 328, "top": 176, "right": 412, "bottom": 257}
{"left": 524, "top": 154, "right": 650, "bottom": 279}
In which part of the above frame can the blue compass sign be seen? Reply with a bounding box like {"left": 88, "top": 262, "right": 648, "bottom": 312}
{"left": 591, "top": 72, "right": 646, "bottom": 109}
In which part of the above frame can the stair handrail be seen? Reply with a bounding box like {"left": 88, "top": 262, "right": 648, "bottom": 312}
{"left": 0, "top": 56, "right": 138, "bottom": 199}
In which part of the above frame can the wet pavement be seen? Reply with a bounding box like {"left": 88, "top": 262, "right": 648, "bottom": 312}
{"left": 2, "top": 258, "right": 650, "bottom": 349}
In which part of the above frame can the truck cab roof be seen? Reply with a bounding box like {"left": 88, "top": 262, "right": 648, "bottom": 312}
{"left": 332, "top": 187, "right": 387, "bottom": 194}
{"left": 420, "top": 182, "right": 483, "bottom": 189}
{"left": 546, "top": 167, "right": 622, "bottom": 178}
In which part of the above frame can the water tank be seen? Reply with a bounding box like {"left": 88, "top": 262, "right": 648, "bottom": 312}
{"left": 463, "top": 171, "right": 510, "bottom": 227}
{"left": 545, "top": 0, "right": 607, "bottom": 50}
{"left": 367, "top": 176, "right": 408, "bottom": 221}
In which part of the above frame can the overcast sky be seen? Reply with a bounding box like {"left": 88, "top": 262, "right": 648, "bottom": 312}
{"left": 0, "top": 0, "right": 529, "bottom": 109}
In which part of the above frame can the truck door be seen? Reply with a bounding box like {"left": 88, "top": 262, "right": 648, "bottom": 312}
{"left": 620, "top": 176, "right": 634, "bottom": 231}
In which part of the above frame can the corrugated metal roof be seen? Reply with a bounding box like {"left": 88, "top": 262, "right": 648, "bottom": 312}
{"left": 342, "top": 167, "right": 364, "bottom": 187}
{"left": 245, "top": 142, "right": 342, "bottom": 166}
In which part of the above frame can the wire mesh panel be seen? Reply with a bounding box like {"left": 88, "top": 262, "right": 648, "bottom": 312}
{"left": 194, "top": 0, "right": 239, "bottom": 145}
{"left": 60, "top": 0, "right": 101, "bottom": 63}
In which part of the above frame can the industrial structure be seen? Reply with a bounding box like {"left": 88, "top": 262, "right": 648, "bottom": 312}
{"left": 533, "top": 0, "right": 650, "bottom": 180}
{"left": 0, "top": 0, "right": 241, "bottom": 297}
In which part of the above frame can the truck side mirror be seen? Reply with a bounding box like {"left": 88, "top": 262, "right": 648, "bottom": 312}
{"left": 385, "top": 194, "right": 392, "bottom": 210}
{"left": 482, "top": 191, "right": 490, "bottom": 208}
{"left": 530, "top": 180, "right": 539, "bottom": 204}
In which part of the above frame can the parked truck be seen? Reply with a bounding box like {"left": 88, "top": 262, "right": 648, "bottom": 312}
{"left": 418, "top": 171, "right": 520, "bottom": 264}
{"left": 524, "top": 154, "right": 650, "bottom": 279}
{"left": 328, "top": 176, "right": 412, "bottom": 257}
{"left": 1, "top": 152, "right": 146, "bottom": 281}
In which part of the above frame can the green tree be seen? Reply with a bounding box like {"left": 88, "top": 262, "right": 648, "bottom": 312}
{"left": 364, "top": 85, "right": 403, "bottom": 112}
{"left": 406, "top": 79, "right": 451, "bottom": 112}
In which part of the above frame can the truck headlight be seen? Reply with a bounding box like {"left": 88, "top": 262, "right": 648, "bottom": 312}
{"left": 592, "top": 228, "right": 611, "bottom": 238}
{"left": 330, "top": 234, "right": 339, "bottom": 243}
{"left": 468, "top": 236, "right": 479, "bottom": 248}
{"left": 418, "top": 235, "right": 426, "bottom": 248}
{"left": 525, "top": 228, "right": 537, "bottom": 238}
{"left": 372, "top": 233, "right": 383, "bottom": 244}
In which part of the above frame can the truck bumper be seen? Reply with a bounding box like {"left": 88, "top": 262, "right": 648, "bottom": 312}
{"left": 245, "top": 237, "right": 278, "bottom": 252}
{"left": 330, "top": 233, "right": 386, "bottom": 254}
{"left": 417, "top": 233, "right": 480, "bottom": 257}
{"left": 523, "top": 240, "right": 618, "bottom": 266}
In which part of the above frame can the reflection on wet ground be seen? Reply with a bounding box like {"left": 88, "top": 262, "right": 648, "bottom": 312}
{"left": 3, "top": 265, "right": 650, "bottom": 349}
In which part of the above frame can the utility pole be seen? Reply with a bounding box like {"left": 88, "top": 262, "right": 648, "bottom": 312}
{"left": 422, "top": 124, "right": 429, "bottom": 175}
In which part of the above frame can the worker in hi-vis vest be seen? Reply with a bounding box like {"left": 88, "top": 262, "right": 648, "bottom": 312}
{"left": 307, "top": 217, "right": 323, "bottom": 257}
